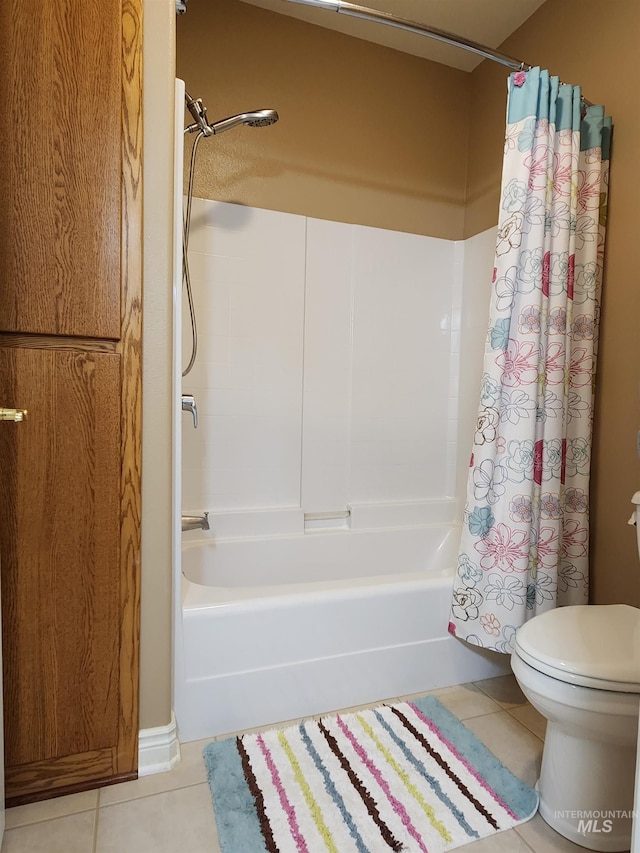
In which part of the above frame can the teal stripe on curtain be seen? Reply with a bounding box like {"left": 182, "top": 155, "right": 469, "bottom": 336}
{"left": 581, "top": 105, "right": 605, "bottom": 151}
{"left": 505, "top": 67, "right": 561, "bottom": 124}
{"left": 556, "top": 84, "right": 581, "bottom": 132}
{"left": 507, "top": 68, "right": 611, "bottom": 152}
{"left": 602, "top": 116, "right": 613, "bottom": 160}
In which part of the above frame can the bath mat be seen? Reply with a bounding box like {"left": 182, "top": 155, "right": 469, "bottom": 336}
{"left": 203, "top": 695, "right": 538, "bottom": 852}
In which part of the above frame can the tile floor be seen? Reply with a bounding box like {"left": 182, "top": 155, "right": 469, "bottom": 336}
{"left": 0, "top": 675, "right": 599, "bottom": 852}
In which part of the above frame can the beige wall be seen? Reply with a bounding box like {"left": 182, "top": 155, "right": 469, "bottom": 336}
{"left": 140, "top": 0, "right": 471, "bottom": 734}
{"left": 464, "top": 0, "right": 640, "bottom": 606}
{"left": 176, "top": 0, "right": 470, "bottom": 240}
{"left": 141, "top": 0, "right": 640, "bottom": 732}
{"left": 140, "top": 0, "right": 175, "bottom": 729}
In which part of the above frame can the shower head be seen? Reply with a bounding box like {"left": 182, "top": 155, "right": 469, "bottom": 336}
{"left": 246, "top": 111, "right": 280, "bottom": 128}
{"left": 207, "top": 109, "right": 279, "bottom": 135}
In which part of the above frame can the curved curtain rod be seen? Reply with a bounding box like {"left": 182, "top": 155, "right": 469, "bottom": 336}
{"left": 280, "top": 0, "right": 529, "bottom": 71}
{"left": 281, "top": 0, "right": 594, "bottom": 105}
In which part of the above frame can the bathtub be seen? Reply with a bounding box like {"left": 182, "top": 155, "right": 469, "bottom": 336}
{"left": 173, "top": 520, "right": 509, "bottom": 742}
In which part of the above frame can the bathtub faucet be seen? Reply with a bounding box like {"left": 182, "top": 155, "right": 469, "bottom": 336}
{"left": 182, "top": 394, "right": 198, "bottom": 428}
{"left": 181, "top": 512, "right": 210, "bottom": 532}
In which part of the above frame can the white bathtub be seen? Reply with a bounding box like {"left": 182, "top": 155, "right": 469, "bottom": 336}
{"left": 174, "top": 523, "right": 508, "bottom": 742}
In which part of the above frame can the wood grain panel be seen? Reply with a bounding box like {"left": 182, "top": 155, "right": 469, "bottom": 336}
{"left": 0, "top": 348, "right": 121, "bottom": 770}
{"left": 7, "top": 769, "right": 137, "bottom": 809}
{"left": 115, "top": 0, "right": 143, "bottom": 777}
{"left": 5, "top": 748, "right": 116, "bottom": 804}
{"left": 0, "top": 0, "right": 121, "bottom": 338}
{"left": 0, "top": 333, "right": 117, "bottom": 353}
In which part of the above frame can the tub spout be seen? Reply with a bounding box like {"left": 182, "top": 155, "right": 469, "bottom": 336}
{"left": 181, "top": 512, "right": 210, "bottom": 532}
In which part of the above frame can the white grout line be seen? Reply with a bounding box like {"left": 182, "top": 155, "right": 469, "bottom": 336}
{"left": 97, "top": 780, "right": 209, "bottom": 811}
{"left": 511, "top": 823, "right": 540, "bottom": 852}
{"left": 504, "top": 706, "right": 546, "bottom": 743}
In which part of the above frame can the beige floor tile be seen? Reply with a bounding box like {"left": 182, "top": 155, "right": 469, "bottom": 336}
{"left": 95, "top": 783, "right": 219, "bottom": 853}
{"left": 1, "top": 811, "right": 96, "bottom": 853}
{"left": 465, "top": 826, "right": 533, "bottom": 851}
{"left": 509, "top": 702, "right": 547, "bottom": 740}
{"left": 514, "top": 812, "right": 615, "bottom": 852}
{"left": 463, "top": 710, "right": 542, "bottom": 787}
{"left": 99, "top": 738, "right": 208, "bottom": 806}
{"left": 423, "top": 682, "right": 502, "bottom": 720}
{"left": 474, "top": 674, "right": 527, "bottom": 708}
{"left": 5, "top": 790, "right": 98, "bottom": 830}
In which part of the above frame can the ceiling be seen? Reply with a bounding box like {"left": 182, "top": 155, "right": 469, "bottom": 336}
{"left": 238, "top": 0, "right": 547, "bottom": 71}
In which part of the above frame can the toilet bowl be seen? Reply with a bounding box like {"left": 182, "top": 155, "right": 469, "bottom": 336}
{"left": 511, "top": 603, "right": 640, "bottom": 852}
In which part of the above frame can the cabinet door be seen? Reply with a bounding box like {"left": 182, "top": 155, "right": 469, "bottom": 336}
{"left": 0, "top": 0, "right": 142, "bottom": 804}
{"left": 0, "top": 0, "right": 142, "bottom": 805}
{"left": 0, "top": 347, "right": 126, "bottom": 799}
{"left": 0, "top": 0, "right": 122, "bottom": 339}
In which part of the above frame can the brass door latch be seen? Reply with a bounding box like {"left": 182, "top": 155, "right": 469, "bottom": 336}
{"left": 0, "top": 408, "right": 28, "bottom": 422}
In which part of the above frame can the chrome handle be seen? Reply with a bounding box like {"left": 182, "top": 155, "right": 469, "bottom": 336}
{"left": 182, "top": 394, "right": 198, "bottom": 428}
{"left": 0, "top": 407, "right": 28, "bottom": 422}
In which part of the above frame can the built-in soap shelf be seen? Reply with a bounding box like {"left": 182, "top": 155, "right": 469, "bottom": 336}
{"left": 304, "top": 510, "right": 351, "bottom": 532}
{"left": 196, "top": 499, "right": 459, "bottom": 541}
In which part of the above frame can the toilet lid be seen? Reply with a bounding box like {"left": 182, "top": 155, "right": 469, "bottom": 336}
{"left": 514, "top": 605, "right": 640, "bottom": 692}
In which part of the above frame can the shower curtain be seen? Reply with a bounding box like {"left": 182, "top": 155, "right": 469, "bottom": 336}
{"left": 449, "top": 67, "right": 611, "bottom": 653}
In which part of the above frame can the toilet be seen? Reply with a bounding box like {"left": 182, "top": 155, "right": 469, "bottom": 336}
{"left": 510, "top": 493, "right": 640, "bottom": 852}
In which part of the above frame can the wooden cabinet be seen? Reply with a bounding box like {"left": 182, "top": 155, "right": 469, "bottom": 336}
{"left": 0, "top": 0, "right": 142, "bottom": 804}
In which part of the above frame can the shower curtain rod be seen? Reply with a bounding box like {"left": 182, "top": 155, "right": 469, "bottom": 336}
{"left": 280, "top": 0, "right": 529, "bottom": 70}
{"left": 282, "top": 0, "right": 594, "bottom": 104}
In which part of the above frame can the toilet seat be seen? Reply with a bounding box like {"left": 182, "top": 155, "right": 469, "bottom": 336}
{"left": 513, "top": 604, "right": 640, "bottom": 693}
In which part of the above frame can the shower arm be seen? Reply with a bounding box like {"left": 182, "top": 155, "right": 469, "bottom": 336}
{"left": 184, "top": 90, "right": 212, "bottom": 136}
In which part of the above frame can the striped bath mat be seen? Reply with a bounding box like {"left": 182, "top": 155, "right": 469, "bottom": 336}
{"left": 203, "top": 695, "right": 538, "bottom": 852}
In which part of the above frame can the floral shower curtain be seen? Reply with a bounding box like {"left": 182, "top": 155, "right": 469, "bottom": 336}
{"left": 449, "top": 67, "right": 612, "bottom": 653}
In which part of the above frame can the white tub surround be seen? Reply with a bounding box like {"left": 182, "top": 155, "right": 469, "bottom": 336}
{"left": 181, "top": 202, "right": 497, "bottom": 516}
{"left": 175, "top": 199, "right": 500, "bottom": 743}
